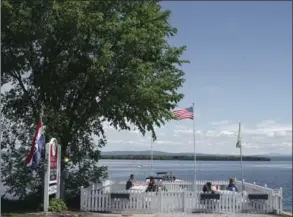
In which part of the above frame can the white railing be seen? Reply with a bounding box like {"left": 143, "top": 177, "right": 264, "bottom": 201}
{"left": 235, "top": 180, "right": 272, "bottom": 193}
{"left": 162, "top": 180, "right": 229, "bottom": 192}
{"left": 234, "top": 179, "right": 283, "bottom": 214}
{"left": 104, "top": 180, "right": 230, "bottom": 193}
{"left": 80, "top": 180, "right": 283, "bottom": 214}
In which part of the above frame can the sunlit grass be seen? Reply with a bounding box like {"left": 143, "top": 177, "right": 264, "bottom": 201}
{"left": 3, "top": 214, "right": 38, "bottom": 217}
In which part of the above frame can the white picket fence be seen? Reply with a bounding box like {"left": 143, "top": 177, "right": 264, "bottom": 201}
{"left": 234, "top": 179, "right": 283, "bottom": 213}
{"left": 235, "top": 180, "right": 267, "bottom": 192}
{"left": 80, "top": 180, "right": 283, "bottom": 214}
{"left": 104, "top": 179, "right": 276, "bottom": 193}
{"left": 108, "top": 180, "right": 230, "bottom": 192}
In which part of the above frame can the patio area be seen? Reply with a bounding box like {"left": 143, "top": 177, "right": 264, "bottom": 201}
{"left": 80, "top": 179, "right": 283, "bottom": 214}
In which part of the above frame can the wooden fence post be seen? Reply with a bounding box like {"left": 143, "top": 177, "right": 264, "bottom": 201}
{"left": 267, "top": 190, "right": 271, "bottom": 213}
{"left": 182, "top": 191, "right": 186, "bottom": 212}
{"left": 279, "top": 188, "right": 283, "bottom": 214}
{"left": 159, "top": 191, "right": 163, "bottom": 212}
{"left": 91, "top": 184, "right": 95, "bottom": 211}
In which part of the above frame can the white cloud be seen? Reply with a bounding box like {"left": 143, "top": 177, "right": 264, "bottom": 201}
{"left": 220, "top": 131, "right": 235, "bottom": 136}
{"left": 98, "top": 119, "right": 292, "bottom": 155}
{"left": 256, "top": 119, "right": 276, "bottom": 128}
{"left": 211, "top": 120, "right": 230, "bottom": 126}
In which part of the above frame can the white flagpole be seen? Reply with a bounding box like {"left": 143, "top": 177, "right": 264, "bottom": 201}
{"left": 238, "top": 123, "right": 244, "bottom": 191}
{"left": 192, "top": 103, "right": 196, "bottom": 184}
{"left": 150, "top": 137, "right": 153, "bottom": 175}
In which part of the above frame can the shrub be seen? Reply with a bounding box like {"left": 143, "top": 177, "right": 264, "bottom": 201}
{"left": 49, "top": 198, "right": 67, "bottom": 212}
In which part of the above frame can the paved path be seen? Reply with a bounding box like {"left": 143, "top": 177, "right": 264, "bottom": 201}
{"left": 153, "top": 214, "right": 277, "bottom": 217}
{"left": 94, "top": 213, "right": 279, "bottom": 217}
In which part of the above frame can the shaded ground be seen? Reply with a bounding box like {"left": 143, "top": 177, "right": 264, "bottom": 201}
{"left": 3, "top": 212, "right": 90, "bottom": 217}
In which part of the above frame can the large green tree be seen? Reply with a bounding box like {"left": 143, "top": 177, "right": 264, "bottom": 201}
{"left": 1, "top": 0, "right": 188, "bottom": 200}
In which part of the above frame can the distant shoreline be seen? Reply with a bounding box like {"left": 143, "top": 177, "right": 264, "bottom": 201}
{"left": 101, "top": 155, "right": 271, "bottom": 161}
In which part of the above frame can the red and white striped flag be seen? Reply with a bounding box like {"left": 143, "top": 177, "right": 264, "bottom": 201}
{"left": 25, "top": 120, "right": 45, "bottom": 169}
{"left": 172, "top": 106, "right": 194, "bottom": 120}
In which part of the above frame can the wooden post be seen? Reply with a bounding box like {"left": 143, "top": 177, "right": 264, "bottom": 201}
{"left": 43, "top": 143, "right": 50, "bottom": 212}
{"left": 56, "top": 144, "right": 61, "bottom": 199}
{"left": 182, "top": 191, "right": 186, "bottom": 212}
{"left": 279, "top": 187, "right": 283, "bottom": 214}
{"left": 159, "top": 191, "right": 163, "bottom": 212}
{"left": 91, "top": 184, "right": 95, "bottom": 211}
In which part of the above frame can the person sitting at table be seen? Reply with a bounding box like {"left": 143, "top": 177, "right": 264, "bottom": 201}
{"left": 145, "top": 176, "right": 156, "bottom": 192}
{"left": 126, "top": 174, "right": 136, "bottom": 190}
{"left": 202, "top": 182, "right": 215, "bottom": 194}
{"left": 227, "top": 178, "right": 238, "bottom": 192}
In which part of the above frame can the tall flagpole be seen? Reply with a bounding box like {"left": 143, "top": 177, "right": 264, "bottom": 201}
{"left": 238, "top": 123, "right": 244, "bottom": 191}
{"left": 150, "top": 137, "right": 153, "bottom": 175}
{"left": 192, "top": 103, "right": 196, "bottom": 184}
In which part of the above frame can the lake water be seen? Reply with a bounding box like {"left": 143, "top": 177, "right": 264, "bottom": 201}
{"left": 1, "top": 160, "right": 291, "bottom": 212}
{"left": 99, "top": 159, "right": 292, "bottom": 212}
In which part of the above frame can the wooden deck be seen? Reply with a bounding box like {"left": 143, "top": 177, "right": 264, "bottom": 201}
{"left": 80, "top": 180, "right": 283, "bottom": 214}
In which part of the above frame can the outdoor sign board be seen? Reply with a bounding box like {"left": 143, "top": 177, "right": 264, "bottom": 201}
{"left": 49, "top": 139, "right": 58, "bottom": 184}
{"left": 44, "top": 138, "right": 61, "bottom": 211}
{"left": 48, "top": 185, "right": 57, "bottom": 195}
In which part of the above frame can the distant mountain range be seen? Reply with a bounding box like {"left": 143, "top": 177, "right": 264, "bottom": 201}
{"left": 101, "top": 150, "right": 292, "bottom": 161}
{"left": 267, "top": 153, "right": 292, "bottom": 157}
{"left": 102, "top": 150, "right": 208, "bottom": 156}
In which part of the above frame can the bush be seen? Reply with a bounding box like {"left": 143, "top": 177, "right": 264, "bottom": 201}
{"left": 2, "top": 197, "right": 40, "bottom": 213}
{"left": 49, "top": 198, "right": 67, "bottom": 212}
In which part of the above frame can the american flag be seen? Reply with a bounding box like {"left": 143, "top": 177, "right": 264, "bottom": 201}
{"left": 172, "top": 106, "right": 194, "bottom": 120}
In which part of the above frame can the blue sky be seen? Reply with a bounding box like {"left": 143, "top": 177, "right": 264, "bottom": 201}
{"left": 162, "top": 1, "right": 292, "bottom": 125}
{"left": 103, "top": 1, "right": 292, "bottom": 154}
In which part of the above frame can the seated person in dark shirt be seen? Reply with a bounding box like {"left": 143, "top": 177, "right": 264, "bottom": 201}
{"left": 146, "top": 176, "right": 156, "bottom": 192}
{"left": 227, "top": 178, "right": 238, "bottom": 192}
{"left": 202, "top": 182, "right": 215, "bottom": 193}
{"left": 126, "top": 174, "right": 136, "bottom": 190}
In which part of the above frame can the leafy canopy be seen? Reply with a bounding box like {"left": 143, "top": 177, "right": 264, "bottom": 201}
{"left": 1, "top": 0, "right": 188, "bottom": 199}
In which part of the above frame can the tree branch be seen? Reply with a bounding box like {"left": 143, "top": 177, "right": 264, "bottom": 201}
{"left": 11, "top": 71, "right": 38, "bottom": 120}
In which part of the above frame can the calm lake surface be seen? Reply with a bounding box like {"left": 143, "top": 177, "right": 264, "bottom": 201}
{"left": 1, "top": 160, "right": 291, "bottom": 212}
{"left": 99, "top": 159, "right": 292, "bottom": 212}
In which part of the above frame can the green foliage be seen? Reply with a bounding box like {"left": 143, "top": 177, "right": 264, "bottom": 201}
{"left": 49, "top": 198, "right": 67, "bottom": 212}
{"left": 1, "top": 0, "right": 188, "bottom": 201}
{"left": 101, "top": 155, "right": 271, "bottom": 161}
{"left": 2, "top": 197, "right": 40, "bottom": 213}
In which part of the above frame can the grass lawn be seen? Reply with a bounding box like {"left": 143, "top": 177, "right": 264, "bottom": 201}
{"left": 278, "top": 213, "right": 293, "bottom": 217}
{"left": 3, "top": 214, "right": 38, "bottom": 217}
